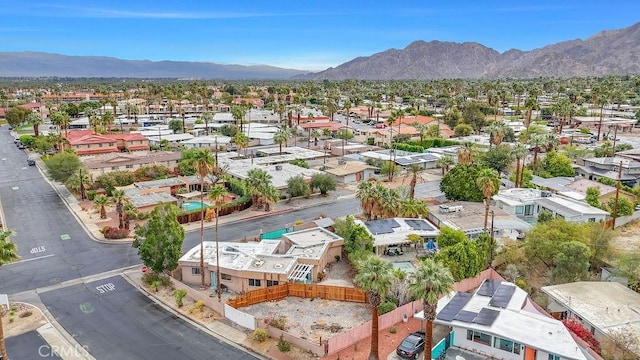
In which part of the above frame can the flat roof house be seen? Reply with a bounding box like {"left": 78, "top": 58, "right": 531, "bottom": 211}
{"left": 541, "top": 281, "right": 640, "bottom": 357}
{"left": 356, "top": 218, "right": 439, "bottom": 256}
{"left": 178, "top": 227, "right": 343, "bottom": 293}
{"left": 416, "top": 279, "right": 588, "bottom": 360}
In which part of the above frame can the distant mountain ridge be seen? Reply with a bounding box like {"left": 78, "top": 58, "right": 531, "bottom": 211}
{"left": 0, "top": 52, "right": 307, "bottom": 79}
{"left": 299, "top": 21, "right": 640, "bottom": 80}
{"left": 2, "top": 22, "right": 640, "bottom": 80}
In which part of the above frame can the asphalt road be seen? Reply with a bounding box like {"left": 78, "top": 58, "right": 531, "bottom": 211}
{"left": 39, "top": 275, "right": 258, "bottom": 360}
{"left": 5, "top": 330, "right": 62, "bottom": 360}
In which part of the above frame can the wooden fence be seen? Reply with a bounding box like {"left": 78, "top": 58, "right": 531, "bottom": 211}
{"left": 227, "top": 283, "right": 367, "bottom": 309}
{"left": 176, "top": 198, "right": 252, "bottom": 224}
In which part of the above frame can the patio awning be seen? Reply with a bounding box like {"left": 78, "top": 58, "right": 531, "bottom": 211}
{"left": 176, "top": 191, "right": 203, "bottom": 199}
{"left": 288, "top": 264, "right": 314, "bottom": 282}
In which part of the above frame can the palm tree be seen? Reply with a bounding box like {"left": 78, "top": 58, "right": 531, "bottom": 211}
{"left": 245, "top": 168, "right": 273, "bottom": 209}
{"left": 379, "top": 187, "right": 402, "bottom": 218}
{"left": 528, "top": 134, "right": 546, "bottom": 170}
{"left": 412, "top": 122, "right": 429, "bottom": 143}
{"left": 311, "top": 129, "right": 321, "bottom": 147}
{"left": 201, "top": 111, "right": 212, "bottom": 135}
{"left": 93, "top": 194, "right": 111, "bottom": 219}
{"left": 485, "top": 121, "right": 507, "bottom": 148}
{"left": 436, "top": 155, "right": 455, "bottom": 175}
{"left": 523, "top": 96, "right": 539, "bottom": 132}
{"left": 190, "top": 148, "right": 216, "bottom": 289}
{"left": 456, "top": 142, "right": 475, "bottom": 165}
{"left": 354, "top": 255, "right": 395, "bottom": 360}
{"left": 207, "top": 184, "right": 228, "bottom": 301}
{"left": 408, "top": 258, "right": 454, "bottom": 360}
{"left": 407, "top": 164, "right": 423, "bottom": 200}
{"left": 476, "top": 168, "right": 499, "bottom": 231}
{"left": 356, "top": 180, "right": 376, "bottom": 220}
{"left": 231, "top": 105, "right": 244, "bottom": 132}
{"left": 0, "top": 230, "right": 19, "bottom": 360}
{"left": 274, "top": 128, "right": 291, "bottom": 155}
{"left": 64, "top": 170, "right": 91, "bottom": 200}
{"left": 399, "top": 198, "right": 428, "bottom": 218}
{"left": 27, "top": 112, "right": 43, "bottom": 137}
{"left": 262, "top": 185, "right": 281, "bottom": 212}
{"left": 512, "top": 143, "right": 529, "bottom": 188}
{"left": 112, "top": 189, "right": 127, "bottom": 229}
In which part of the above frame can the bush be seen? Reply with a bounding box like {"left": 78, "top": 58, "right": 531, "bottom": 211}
{"left": 173, "top": 289, "right": 187, "bottom": 307}
{"left": 389, "top": 326, "right": 397, "bottom": 334}
{"left": 86, "top": 190, "right": 97, "bottom": 201}
{"left": 102, "top": 226, "right": 131, "bottom": 239}
{"left": 252, "top": 328, "right": 269, "bottom": 342}
{"left": 277, "top": 335, "right": 291, "bottom": 352}
{"left": 192, "top": 300, "right": 205, "bottom": 312}
{"left": 266, "top": 316, "right": 287, "bottom": 330}
{"left": 19, "top": 311, "right": 33, "bottom": 318}
{"left": 378, "top": 300, "right": 397, "bottom": 315}
{"left": 142, "top": 272, "right": 172, "bottom": 287}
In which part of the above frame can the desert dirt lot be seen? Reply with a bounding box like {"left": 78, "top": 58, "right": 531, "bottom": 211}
{"left": 614, "top": 220, "right": 640, "bottom": 252}
{"left": 2, "top": 302, "right": 47, "bottom": 338}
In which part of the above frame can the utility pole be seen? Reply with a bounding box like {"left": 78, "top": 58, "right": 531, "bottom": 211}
{"left": 611, "top": 125, "right": 618, "bottom": 157}
{"left": 612, "top": 161, "right": 623, "bottom": 229}
{"left": 79, "top": 168, "right": 85, "bottom": 200}
{"left": 488, "top": 210, "right": 494, "bottom": 268}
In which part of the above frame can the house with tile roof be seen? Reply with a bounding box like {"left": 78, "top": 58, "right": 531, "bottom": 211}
{"left": 64, "top": 129, "right": 150, "bottom": 156}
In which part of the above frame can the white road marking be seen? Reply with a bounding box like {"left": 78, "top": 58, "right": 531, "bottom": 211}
{"left": 13, "top": 254, "right": 56, "bottom": 264}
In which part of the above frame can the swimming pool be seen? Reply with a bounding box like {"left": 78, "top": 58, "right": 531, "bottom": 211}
{"left": 181, "top": 201, "right": 209, "bottom": 212}
{"left": 392, "top": 261, "right": 417, "bottom": 273}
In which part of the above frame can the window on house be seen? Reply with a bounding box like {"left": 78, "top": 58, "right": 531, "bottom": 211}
{"left": 248, "top": 279, "right": 261, "bottom": 287}
{"left": 548, "top": 355, "right": 560, "bottom": 360}
{"left": 221, "top": 273, "right": 231, "bottom": 281}
{"left": 191, "top": 268, "right": 200, "bottom": 275}
{"left": 588, "top": 218, "right": 596, "bottom": 222}
{"left": 111, "top": 166, "right": 119, "bottom": 170}
{"left": 87, "top": 144, "right": 91, "bottom": 148}
{"left": 515, "top": 206, "right": 524, "bottom": 215}
{"left": 466, "top": 330, "right": 491, "bottom": 345}
{"left": 126, "top": 164, "right": 133, "bottom": 169}
{"left": 266, "top": 280, "right": 279, "bottom": 287}
{"left": 109, "top": 142, "right": 115, "bottom": 146}
{"left": 99, "top": 143, "right": 103, "bottom": 148}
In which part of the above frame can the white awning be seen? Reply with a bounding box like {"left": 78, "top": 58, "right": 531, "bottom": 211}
{"left": 288, "top": 264, "right": 314, "bottom": 282}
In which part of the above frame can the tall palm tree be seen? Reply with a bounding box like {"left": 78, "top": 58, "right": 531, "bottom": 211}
{"left": 310, "top": 129, "right": 321, "bottom": 147}
{"left": 231, "top": 105, "right": 244, "bottom": 132}
{"left": 201, "top": 111, "right": 212, "bottom": 136}
{"left": 232, "top": 132, "right": 249, "bottom": 157}
{"left": 485, "top": 121, "right": 507, "bottom": 148}
{"left": 245, "top": 168, "right": 273, "bottom": 209}
{"left": 190, "top": 148, "right": 215, "bottom": 289}
{"left": 523, "top": 96, "right": 539, "bottom": 132}
{"left": 354, "top": 255, "right": 395, "bottom": 360}
{"left": 407, "top": 164, "right": 423, "bottom": 200}
{"left": 436, "top": 155, "right": 455, "bottom": 175}
{"left": 512, "top": 143, "right": 529, "bottom": 188}
{"left": 207, "top": 184, "right": 228, "bottom": 301}
{"left": 262, "top": 185, "right": 281, "bottom": 212}
{"left": 64, "top": 170, "right": 91, "bottom": 200}
{"left": 476, "top": 168, "right": 499, "bottom": 231}
{"left": 27, "top": 112, "right": 43, "bottom": 137}
{"left": 0, "top": 230, "right": 19, "bottom": 360}
{"left": 408, "top": 258, "right": 454, "bottom": 360}
{"left": 112, "top": 189, "right": 127, "bottom": 229}
{"left": 356, "top": 180, "right": 375, "bottom": 220}
{"left": 528, "top": 134, "right": 546, "bottom": 170}
{"left": 274, "top": 128, "right": 291, "bottom": 155}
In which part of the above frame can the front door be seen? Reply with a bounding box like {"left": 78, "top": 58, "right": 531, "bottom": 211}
{"left": 524, "top": 347, "right": 536, "bottom": 360}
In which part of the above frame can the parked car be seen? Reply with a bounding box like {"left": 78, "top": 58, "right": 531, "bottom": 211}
{"left": 27, "top": 158, "right": 36, "bottom": 166}
{"left": 17, "top": 142, "right": 26, "bottom": 149}
{"left": 396, "top": 332, "right": 425, "bottom": 359}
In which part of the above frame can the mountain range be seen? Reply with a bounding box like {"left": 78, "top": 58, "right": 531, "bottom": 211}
{"left": 2, "top": 22, "right": 639, "bottom": 80}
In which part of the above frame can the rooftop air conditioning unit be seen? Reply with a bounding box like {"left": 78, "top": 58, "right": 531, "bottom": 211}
{"left": 541, "top": 191, "right": 552, "bottom": 198}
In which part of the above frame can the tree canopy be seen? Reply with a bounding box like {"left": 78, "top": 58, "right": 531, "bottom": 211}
{"left": 45, "top": 151, "right": 82, "bottom": 183}
{"left": 132, "top": 203, "right": 185, "bottom": 274}
{"left": 439, "top": 164, "right": 485, "bottom": 202}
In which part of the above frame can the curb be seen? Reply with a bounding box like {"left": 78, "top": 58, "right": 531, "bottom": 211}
{"left": 120, "top": 271, "right": 272, "bottom": 360}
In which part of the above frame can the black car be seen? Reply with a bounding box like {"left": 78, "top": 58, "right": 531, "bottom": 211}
{"left": 396, "top": 332, "right": 425, "bottom": 359}
{"left": 27, "top": 158, "right": 36, "bottom": 166}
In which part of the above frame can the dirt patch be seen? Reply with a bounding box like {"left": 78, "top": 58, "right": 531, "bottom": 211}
{"left": 614, "top": 220, "right": 640, "bottom": 252}
{"left": 1, "top": 303, "right": 47, "bottom": 338}
{"left": 142, "top": 283, "right": 222, "bottom": 324}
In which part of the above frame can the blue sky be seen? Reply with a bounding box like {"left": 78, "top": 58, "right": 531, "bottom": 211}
{"left": 2, "top": 1, "right": 639, "bottom": 71}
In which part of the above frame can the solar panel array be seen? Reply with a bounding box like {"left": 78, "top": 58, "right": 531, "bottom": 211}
{"left": 476, "top": 279, "right": 502, "bottom": 297}
{"left": 405, "top": 219, "right": 435, "bottom": 231}
{"left": 453, "top": 310, "right": 478, "bottom": 323}
{"left": 473, "top": 308, "right": 500, "bottom": 326}
{"left": 364, "top": 219, "right": 400, "bottom": 235}
{"left": 489, "top": 284, "right": 516, "bottom": 308}
{"left": 436, "top": 292, "right": 473, "bottom": 321}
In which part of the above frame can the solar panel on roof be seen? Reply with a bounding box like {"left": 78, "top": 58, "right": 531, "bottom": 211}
{"left": 489, "top": 284, "right": 517, "bottom": 308}
{"left": 473, "top": 308, "right": 499, "bottom": 326}
{"left": 476, "top": 279, "right": 502, "bottom": 297}
{"left": 436, "top": 292, "right": 472, "bottom": 321}
{"left": 365, "top": 219, "right": 400, "bottom": 235}
{"left": 453, "top": 310, "right": 478, "bottom": 323}
{"left": 405, "top": 219, "right": 434, "bottom": 231}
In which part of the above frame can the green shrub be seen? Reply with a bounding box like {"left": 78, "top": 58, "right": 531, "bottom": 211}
{"left": 378, "top": 300, "right": 397, "bottom": 315}
{"left": 102, "top": 226, "right": 130, "bottom": 239}
{"left": 252, "top": 328, "right": 269, "bottom": 342}
{"left": 267, "top": 316, "right": 288, "bottom": 330}
{"left": 86, "top": 190, "right": 97, "bottom": 201}
{"left": 277, "top": 335, "right": 291, "bottom": 352}
{"left": 389, "top": 326, "right": 397, "bottom": 334}
{"left": 173, "top": 289, "right": 187, "bottom": 307}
